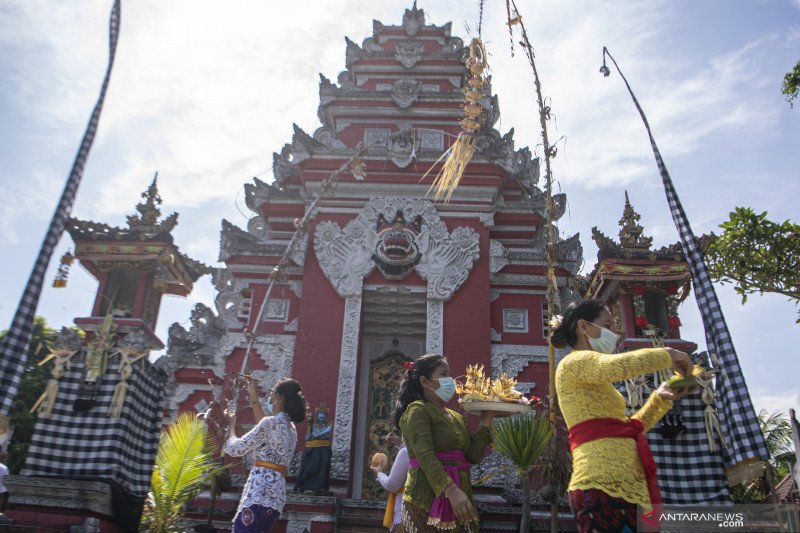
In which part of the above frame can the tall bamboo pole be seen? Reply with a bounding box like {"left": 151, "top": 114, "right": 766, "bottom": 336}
{"left": 509, "top": 2, "right": 560, "bottom": 531}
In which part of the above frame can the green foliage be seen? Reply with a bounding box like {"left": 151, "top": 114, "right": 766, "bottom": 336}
{"left": 782, "top": 59, "right": 800, "bottom": 108}
{"left": 492, "top": 413, "right": 554, "bottom": 475}
{"left": 730, "top": 409, "right": 795, "bottom": 503}
{"left": 492, "top": 413, "right": 554, "bottom": 533}
{"left": 1, "top": 316, "right": 57, "bottom": 473}
{"left": 705, "top": 207, "right": 800, "bottom": 323}
{"left": 142, "top": 413, "right": 225, "bottom": 532}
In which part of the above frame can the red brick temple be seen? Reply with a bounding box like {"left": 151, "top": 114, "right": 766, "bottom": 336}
{"left": 160, "top": 4, "right": 581, "bottom": 531}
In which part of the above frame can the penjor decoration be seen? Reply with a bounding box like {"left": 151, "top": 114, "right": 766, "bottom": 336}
{"left": 0, "top": 0, "right": 121, "bottom": 439}
{"left": 108, "top": 329, "right": 149, "bottom": 419}
{"left": 426, "top": 38, "right": 488, "bottom": 203}
{"left": 29, "top": 328, "right": 82, "bottom": 418}
{"left": 74, "top": 311, "right": 117, "bottom": 411}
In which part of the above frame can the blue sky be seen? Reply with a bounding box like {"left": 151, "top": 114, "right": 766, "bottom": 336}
{"left": 1, "top": 1, "right": 798, "bottom": 416}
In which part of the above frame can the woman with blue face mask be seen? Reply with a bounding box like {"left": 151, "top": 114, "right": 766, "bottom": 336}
{"left": 224, "top": 378, "right": 307, "bottom": 532}
{"left": 393, "top": 354, "right": 500, "bottom": 532}
{"left": 553, "top": 300, "right": 695, "bottom": 533}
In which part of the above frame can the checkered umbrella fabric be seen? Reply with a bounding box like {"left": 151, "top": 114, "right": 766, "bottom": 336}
{"left": 603, "top": 47, "right": 768, "bottom": 469}
{"left": 0, "top": 0, "right": 121, "bottom": 417}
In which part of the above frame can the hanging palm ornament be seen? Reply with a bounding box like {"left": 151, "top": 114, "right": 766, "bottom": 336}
{"left": 52, "top": 249, "right": 75, "bottom": 288}
{"left": 426, "top": 38, "right": 489, "bottom": 203}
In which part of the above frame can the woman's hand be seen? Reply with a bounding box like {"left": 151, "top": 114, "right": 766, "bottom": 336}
{"left": 369, "top": 465, "right": 383, "bottom": 477}
{"left": 664, "top": 347, "right": 692, "bottom": 377}
{"left": 223, "top": 405, "right": 237, "bottom": 425}
{"left": 444, "top": 484, "right": 479, "bottom": 523}
{"left": 655, "top": 381, "right": 697, "bottom": 401}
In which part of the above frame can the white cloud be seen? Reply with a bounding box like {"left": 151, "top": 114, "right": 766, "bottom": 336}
{"left": 751, "top": 388, "right": 800, "bottom": 416}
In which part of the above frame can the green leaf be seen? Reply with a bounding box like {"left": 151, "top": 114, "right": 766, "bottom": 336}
{"left": 491, "top": 412, "right": 554, "bottom": 475}
{"left": 143, "top": 413, "right": 225, "bottom": 532}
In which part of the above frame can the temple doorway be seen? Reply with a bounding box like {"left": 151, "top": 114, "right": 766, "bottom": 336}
{"left": 353, "top": 285, "right": 425, "bottom": 499}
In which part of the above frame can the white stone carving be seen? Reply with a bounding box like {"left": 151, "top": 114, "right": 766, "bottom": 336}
{"left": 364, "top": 128, "right": 390, "bottom": 146}
{"left": 395, "top": 40, "right": 424, "bottom": 68}
{"left": 416, "top": 226, "right": 480, "bottom": 301}
{"left": 426, "top": 299, "right": 444, "bottom": 354}
{"left": 247, "top": 216, "right": 269, "bottom": 240}
{"left": 264, "top": 299, "right": 289, "bottom": 322}
{"left": 503, "top": 309, "right": 529, "bottom": 333}
{"left": 252, "top": 334, "right": 296, "bottom": 388}
{"left": 418, "top": 129, "right": 445, "bottom": 151}
{"left": 284, "top": 317, "right": 298, "bottom": 332}
{"left": 490, "top": 344, "right": 548, "bottom": 379}
{"left": 392, "top": 77, "right": 422, "bottom": 108}
{"left": 313, "top": 198, "right": 481, "bottom": 301}
{"left": 478, "top": 212, "right": 495, "bottom": 227}
{"left": 490, "top": 240, "right": 510, "bottom": 274}
{"left": 490, "top": 328, "right": 502, "bottom": 342}
{"left": 331, "top": 295, "right": 362, "bottom": 480}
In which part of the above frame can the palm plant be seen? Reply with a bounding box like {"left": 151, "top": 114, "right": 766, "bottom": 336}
{"left": 731, "top": 409, "right": 795, "bottom": 503}
{"left": 492, "top": 413, "right": 554, "bottom": 533}
{"left": 142, "top": 413, "right": 226, "bottom": 532}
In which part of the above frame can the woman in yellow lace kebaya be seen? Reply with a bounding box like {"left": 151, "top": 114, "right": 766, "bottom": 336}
{"left": 553, "top": 300, "right": 695, "bottom": 533}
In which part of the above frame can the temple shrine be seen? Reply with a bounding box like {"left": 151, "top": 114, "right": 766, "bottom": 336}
{"left": 2, "top": 4, "right": 748, "bottom": 533}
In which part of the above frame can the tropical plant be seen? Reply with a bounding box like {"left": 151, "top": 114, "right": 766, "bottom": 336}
{"left": 141, "top": 413, "right": 226, "bottom": 532}
{"left": 492, "top": 412, "right": 554, "bottom": 533}
{"left": 730, "top": 409, "right": 795, "bottom": 503}
{"left": 705, "top": 208, "right": 800, "bottom": 323}
{"left": 782, "top": 59, "right": 800, "bottom": 107}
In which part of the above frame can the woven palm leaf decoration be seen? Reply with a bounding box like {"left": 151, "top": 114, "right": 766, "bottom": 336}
{"left": 427, "top": 38, "right": 488, "bottom": 203}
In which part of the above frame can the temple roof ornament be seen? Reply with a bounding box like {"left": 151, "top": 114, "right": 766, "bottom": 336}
{"left": 65, "top": 175, "right": 211, "bottom": 285}
{"left": 591, "top": 192, "right": 684, "bottom": 262}
{"left": 618, "top": 191, "right": 653, "bottom": 253}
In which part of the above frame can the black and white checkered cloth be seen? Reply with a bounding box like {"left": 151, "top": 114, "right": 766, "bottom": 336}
{"left": 615, "top": 380, "right": 731, "bottom": 503}
{"left": 0, "top": 0, "right": 120, "bottom": 417}
{"left": 604, "top": 47, "right": 769, "bottom": 470}
{"left": 22, "top": 354, "right": 165, "bottom": 497}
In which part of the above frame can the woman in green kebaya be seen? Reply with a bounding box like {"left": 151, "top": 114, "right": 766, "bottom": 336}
{"left": 393, "top": 354, "right": 499, "bottom": 533}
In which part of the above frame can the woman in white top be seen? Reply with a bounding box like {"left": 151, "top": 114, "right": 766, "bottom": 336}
{"left": 224, "top": 377, "right": 307, "bottom": 532}
{"left": 372, "top": 431, "right": 410, "bottom": 532}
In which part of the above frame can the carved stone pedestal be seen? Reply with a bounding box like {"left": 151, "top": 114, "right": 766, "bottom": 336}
{"left": 4, "top": 476, "right": 123, "bottom": 532}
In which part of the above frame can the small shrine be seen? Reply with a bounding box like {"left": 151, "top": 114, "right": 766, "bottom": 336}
{"left": 586, "top": 192, "right": 696, "bottom": 353}
{"left": 5, "top": 177, "right": 210, "bottom": 532}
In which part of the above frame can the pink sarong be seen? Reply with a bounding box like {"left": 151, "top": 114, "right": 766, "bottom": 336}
{"left": 409, "top": 449, "right": 471, "bottom": 529}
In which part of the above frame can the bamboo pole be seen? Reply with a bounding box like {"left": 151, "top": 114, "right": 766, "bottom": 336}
{"left": 508, "top": 2, "right": 561, "bottom": 530}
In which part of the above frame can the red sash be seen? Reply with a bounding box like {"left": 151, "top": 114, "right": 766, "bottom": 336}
{"left": 568, "top": 417, "right": 662, "bottom": 505}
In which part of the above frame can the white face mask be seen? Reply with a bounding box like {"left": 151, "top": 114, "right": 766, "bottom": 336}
{"left": 586, "top": 322, "right": 620, "bottom": 354}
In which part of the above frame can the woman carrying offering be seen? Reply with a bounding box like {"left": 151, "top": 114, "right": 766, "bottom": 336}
{"left": 554, "top": 300, "right": 695, "bottom": 533}
{"left": 224, "top": 378, "right": 307, "bottom": 533}
{"left": 394, "top": 354, "right": 498, "bottom": 533}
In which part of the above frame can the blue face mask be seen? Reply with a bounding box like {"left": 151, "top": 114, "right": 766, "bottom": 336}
{"left": 432, "top": 376, "right": 456, "bottom": 402}
{"left": 265, "top": 398, "right": 274, "bottom": 415}
{"left": 587, "top": 322, "right": 620, "bottom": 354}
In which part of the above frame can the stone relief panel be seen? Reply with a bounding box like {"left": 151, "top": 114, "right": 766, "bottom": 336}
{"left": 490, "top": 344, "right": 548, "bottom": 380}
{"left": 313, "top": 197, "right": 481, "bottom": 302}
{"left": 426, "top": 299, "right": 444, "bottom": 354}
{"left": 263, "top": 299, "right": 290, "bottom": 322}
{"left": 395, "top": 40, "right": 424, "bottom": 68}
{"left": 331, "top": 295, "right": 362, "bottom": 480}
{"left": 489, "top": 239, "right": 509, "bottom": 274}
{"left": 391, "top": 77, "right": 422, "bottom": 108}
{"left": 502, "top": 309, "right": 529, "bottom": 333}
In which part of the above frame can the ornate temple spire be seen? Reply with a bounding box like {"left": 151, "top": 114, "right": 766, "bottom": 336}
{"left": 126, "top": 172, "right": 178, "bottom": 234}
{"left": 618, "top": 191, "right": 653, "bottom": 253}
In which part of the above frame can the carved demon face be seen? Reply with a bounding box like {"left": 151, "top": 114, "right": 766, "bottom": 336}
{"left": 372, "top": 210, "right": 422, "bottom": 279}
